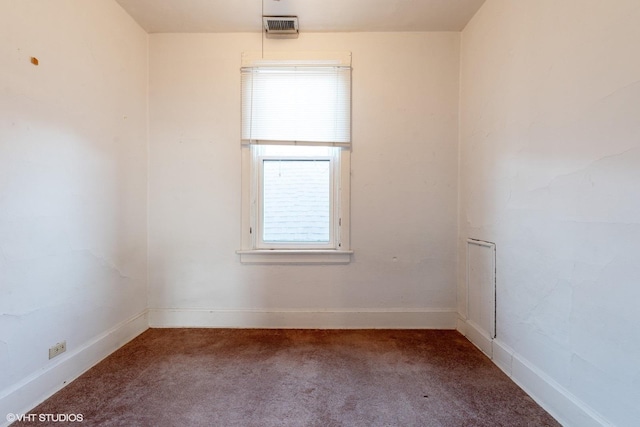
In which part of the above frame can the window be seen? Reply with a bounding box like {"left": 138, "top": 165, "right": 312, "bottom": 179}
{"left": 258, "top": 145, "right": 334, "bottom": 248}
{"left": 237, "top": 52, "right": 352, "bottom": 264}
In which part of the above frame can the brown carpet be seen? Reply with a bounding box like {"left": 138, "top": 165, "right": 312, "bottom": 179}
{"left": 14, "top": 329, "right": 560, "bottom": 426}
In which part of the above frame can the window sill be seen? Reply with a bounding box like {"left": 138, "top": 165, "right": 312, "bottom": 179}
{"left": 236, "top": 249, "right": 353, "bottom": 264}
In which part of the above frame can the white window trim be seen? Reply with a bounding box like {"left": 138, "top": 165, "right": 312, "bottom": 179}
{"left": 236, "top": 249, "right": 353, "bottom": 264}
{"left": 238, "top": 146, "right": 352, "bottom": 264}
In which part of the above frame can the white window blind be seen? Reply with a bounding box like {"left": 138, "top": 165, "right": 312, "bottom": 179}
{"left": 241, "top": 60, "right": 351, "bottom": 146}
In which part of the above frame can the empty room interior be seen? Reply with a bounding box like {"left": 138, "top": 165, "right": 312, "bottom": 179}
{"left": 1, "top": 0, "right": 639, "bottom": 425}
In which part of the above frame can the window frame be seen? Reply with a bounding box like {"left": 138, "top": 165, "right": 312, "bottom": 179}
{"left": 238, "top": 52, "right": 353, "bottom": 264}
{"left": 238, "top": 145, "right": 352, "bottom": 264}
{"left": 256, "top": 149, "right": 337, "bottom": 250}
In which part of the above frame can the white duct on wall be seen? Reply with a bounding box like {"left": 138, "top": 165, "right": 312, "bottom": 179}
{"left": 466, "top": 238, "right": 496, "bottom": 357}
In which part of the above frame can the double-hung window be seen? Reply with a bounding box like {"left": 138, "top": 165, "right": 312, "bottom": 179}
{"left": 237, "top": 52, "right": 352, "bottom": 264}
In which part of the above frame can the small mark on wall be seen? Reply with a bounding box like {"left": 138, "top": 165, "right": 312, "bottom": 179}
{"left": 30, "top": 57, "right": 39, "bottom": 66}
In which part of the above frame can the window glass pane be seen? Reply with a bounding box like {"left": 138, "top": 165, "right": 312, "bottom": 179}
{"left": 262, "top": 159, "right": 330, "bottom": 243}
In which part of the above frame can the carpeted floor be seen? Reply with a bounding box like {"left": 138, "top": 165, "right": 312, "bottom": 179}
{"left": 14, "top": 329, "right": 560, "bottom": 426}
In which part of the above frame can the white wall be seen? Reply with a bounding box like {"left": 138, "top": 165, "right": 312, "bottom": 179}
{"left": 0, "top": 0, "right": 148, "bottom": 416}
{"left": 148, "top": 32, "right": 460, "bottom": 327}
{"left": 459, "top": 1, "right": 640, "bottom": 425}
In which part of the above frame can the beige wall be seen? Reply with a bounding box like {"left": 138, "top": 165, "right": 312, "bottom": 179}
{"left": 0, "top": 0, "right": 148, "bottom": 412}
{"left": 148, "top": 32, "right": 460, "bottom": 326}
{"left": 459, "top": 1, "right": 640, "bottom": 425}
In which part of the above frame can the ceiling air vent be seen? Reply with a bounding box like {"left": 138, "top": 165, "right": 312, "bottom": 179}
{"left": 263, "top": 16, "right": 299, "bottom": 39}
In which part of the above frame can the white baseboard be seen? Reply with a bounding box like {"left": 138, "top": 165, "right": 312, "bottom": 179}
{"left": 492, "top": 340, "right": 611, "bottom": 427}
{"left": 148, "top": 308, "right": 457, "bottom": 329}
{"left": 456, "top": 316, "right": 467, "bottom": 335}
{"left": 0, "top": 311, "right": 148, "bottom": 427}
{"left": 457, "top": 317, "right": 610, "bottom": 427}
{"left": 462, "top": 319, "right": 493, "bottom": 358}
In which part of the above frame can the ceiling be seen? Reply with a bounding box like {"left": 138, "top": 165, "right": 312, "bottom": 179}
{"left": 115, "top": 0, "right": 486, "bottom": 33}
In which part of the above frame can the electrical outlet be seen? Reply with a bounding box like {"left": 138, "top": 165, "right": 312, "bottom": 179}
{"left": 49, "top": 341, "right": 66, "bottom": 359}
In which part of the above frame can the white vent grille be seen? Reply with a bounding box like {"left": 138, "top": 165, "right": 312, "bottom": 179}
{"left": 263, "top": 16, "right": 299, "bottom": 38}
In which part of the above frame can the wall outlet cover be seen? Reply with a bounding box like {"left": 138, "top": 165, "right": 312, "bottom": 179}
{"left": 49, "top": 341, "right": 66, "bottom": 359}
